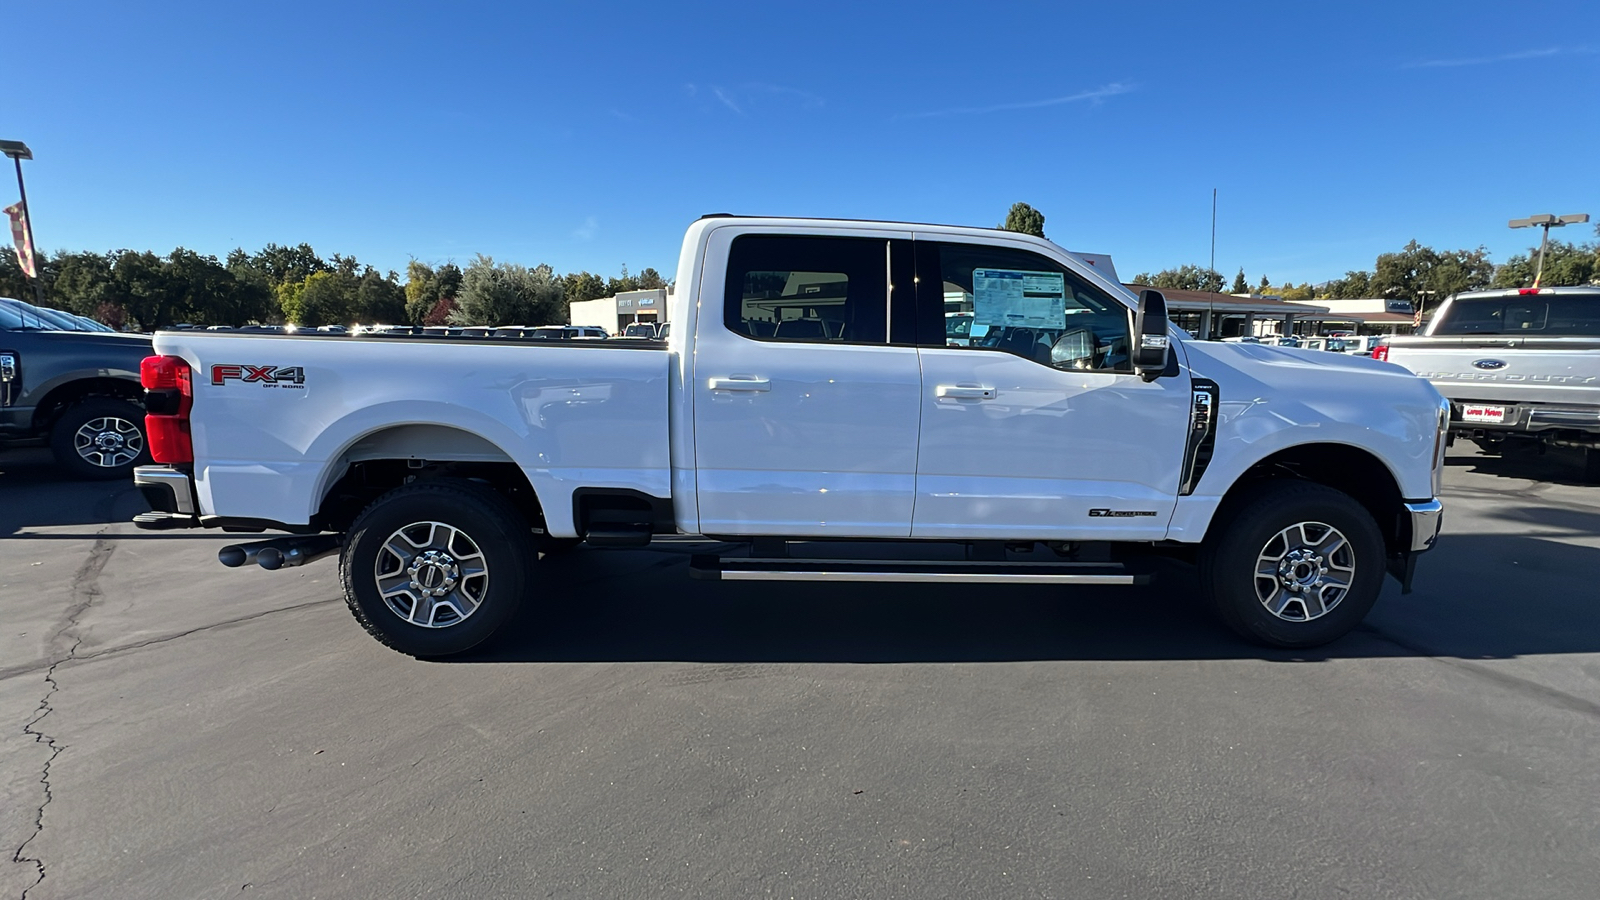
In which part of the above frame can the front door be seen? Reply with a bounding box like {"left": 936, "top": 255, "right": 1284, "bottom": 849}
{"left": 910, "top": 237, "right": 1192, "bottom": 541}
{"left": 692, "top": 230, "right": 922, "bottom": 537}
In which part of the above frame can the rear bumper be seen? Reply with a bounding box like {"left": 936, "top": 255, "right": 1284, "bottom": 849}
{"left": 134, "top": 465, "right": 200, "bottom": 529}
{"left": 1448, "top": 400, "right": 1600, "bottom": 437}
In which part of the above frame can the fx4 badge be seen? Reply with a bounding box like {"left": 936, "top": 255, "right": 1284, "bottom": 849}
{"left": 211, "top": 364, "right": 306, "bottom": 388}
{"left": 1088, "top": 508, "right": 1157, "bottom": 518}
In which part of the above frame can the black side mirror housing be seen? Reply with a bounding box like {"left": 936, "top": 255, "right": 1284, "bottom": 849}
{"left": 1133, "top": 289, "right": 1171, "bottom": 381}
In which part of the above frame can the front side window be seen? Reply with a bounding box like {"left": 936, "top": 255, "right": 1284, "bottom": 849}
{"left": 926, "top": 242, "right": 1131, "bottom": 371}
{"left": 725, "top": 235, "right": 887, "bottom": 344}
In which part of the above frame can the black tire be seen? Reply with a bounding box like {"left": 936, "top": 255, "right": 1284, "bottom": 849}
{"left": 1582, "top": 447, "right": 1600, "bottom": 485}
{"left": 49, "top": 397, "right": 150, "bottom": 480}
{"left": 341, "top": 478, "right": 535, "bottom": 657}
{"left": 1198, "top": 480, "right": 1386, "bottom": 648}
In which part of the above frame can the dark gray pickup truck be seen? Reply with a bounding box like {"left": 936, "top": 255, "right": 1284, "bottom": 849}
{"left": 0, "top": 298, "right": 153, "bottom": 479}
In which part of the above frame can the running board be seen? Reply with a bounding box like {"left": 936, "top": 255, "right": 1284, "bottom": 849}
{"left": 689, "top": 556, "right": 1149, "bottom": 585}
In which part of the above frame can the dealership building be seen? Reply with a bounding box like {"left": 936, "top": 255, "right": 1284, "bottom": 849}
{"left": 568, "top": 287, "right": 672, "bottom": 334}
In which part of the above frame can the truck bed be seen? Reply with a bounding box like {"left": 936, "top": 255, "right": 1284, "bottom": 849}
{"left": 152, "top": 331, "right": 673, "bottom": 534}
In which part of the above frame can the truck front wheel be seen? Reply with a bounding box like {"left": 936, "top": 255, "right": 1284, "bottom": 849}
{"left": 50, "top": 397, "right": 150, "bottom": 480}
{"left": 341, "top": 479, "right": 534, "bottom": 657}
{"left": 1198, "top": 481, "right": 1385, "bottom": 648}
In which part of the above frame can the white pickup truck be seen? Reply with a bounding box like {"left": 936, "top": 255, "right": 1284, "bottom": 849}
{"left": 1380, "top": 286, "right": 1600, "bottom": 481}
{"left": 133, "top": 216, "right": 1448, "bottom": 655}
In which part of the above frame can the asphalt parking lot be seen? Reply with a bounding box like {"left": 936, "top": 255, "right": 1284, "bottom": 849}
{"left": 3, "top": 445, "right": 1599, "bottom": 900}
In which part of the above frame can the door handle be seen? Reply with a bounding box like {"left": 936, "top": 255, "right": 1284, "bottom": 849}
{"left": 708, "top": 376, "right": 771, "bottom": 392}
{"left": 936, "top": 384, "right": 995, "bottom": 400}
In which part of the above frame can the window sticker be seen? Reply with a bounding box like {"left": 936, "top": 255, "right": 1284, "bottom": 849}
{"left": 972, "top": 268, "right": 1067, "bottom": 330}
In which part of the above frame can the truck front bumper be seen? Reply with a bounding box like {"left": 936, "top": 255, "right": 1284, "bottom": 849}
{"left": 1404, "top": 498, "right": 1443, "bottom": 553}
{"left": 133, "top": 465, "right": 201, "bottom": 529}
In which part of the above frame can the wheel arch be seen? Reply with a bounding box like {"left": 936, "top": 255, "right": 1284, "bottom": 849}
{"left": 30, "top": 375, "right": 144, "bottom": 432}
{"left": 311, "top": 423, "right": 545, "bottom": 534}
{"left": 1209, "top": 442, "right": 1411, "bottom": 557}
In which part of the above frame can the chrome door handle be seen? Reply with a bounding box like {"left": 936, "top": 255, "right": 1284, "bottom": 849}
{"left": 708, "top": 376, "right": 771, "bottom": 392}
{"left": 936, "top": 384, "right": 995, "bottom": 400}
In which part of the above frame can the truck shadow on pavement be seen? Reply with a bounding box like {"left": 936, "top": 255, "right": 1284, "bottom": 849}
{"left": 1445, "top": 446, "right": 1596, "bottom": 488}
{"left": 451, "top": 528, "right": 1600, "bottom": 664}
{"left": 0, "top": 449, "right": 152, "bottom": 535}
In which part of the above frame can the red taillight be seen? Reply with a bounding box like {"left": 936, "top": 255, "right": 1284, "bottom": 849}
{"left": 141, "top": 355, "right": 194, "bottom": 464}
{"left": 1518, "top": 287, "right": 1542, "bottom": 295}
{"left": 1371, "top": 344, "right": 1390, "bottom": 362}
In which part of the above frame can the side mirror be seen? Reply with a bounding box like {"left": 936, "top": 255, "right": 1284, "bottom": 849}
{"left": 1133, "top": 289, "right": 1171, "bottom": 381}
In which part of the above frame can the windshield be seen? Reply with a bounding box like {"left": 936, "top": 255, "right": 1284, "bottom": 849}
{"left": 1433, "top": 292, "right": 1600, "bottom": 336}
{"left": 0, "top": 298, "right": 87, "bottom": 331}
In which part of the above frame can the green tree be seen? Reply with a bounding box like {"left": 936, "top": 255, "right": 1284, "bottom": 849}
{"left": 292, "top": 271, "right": 355, "bottom": 327}
{"left": 251, "top": 243, "right": 328, "bottom": 287}
{"left": 111, "top": 250, "right": 181, "bottom": 329}
{"left": 404, "top": 260, "right": 463, "bottom": 324}
{"left": 1491, "top": 239, "right": 1598, "bottom": 288}
{"left": 50, "top": 251, "right": 115, "bottom": 317}
{"left": 606, "top": 264, "right": 640, "bottom": 297}
{"left": 453, "top": 255, "right": 566, "bottom": 326}
{"left": 1372, "top": 240, "right": 1493, "bottom": 308}
{"left": 1321, "top": 270, "right": 1374, "bottom": 299}
{"left": 1135, "top": 264, "right": 1226, "bottom": 293}
{"left": 564, "top": 270, "right": 607, "bottom": 306}
{"left": 355, "top": 268, "right": 407, "bottom": 324}
{"left": 1230, "top": 268, "right": 1248, "bottom": 294}
{"left": 999, "top": 202, "right": 1046, "bottom": 238}
{"left": 636, "top": 267, "right": 667, "bottom": 290}
{"left": 1259, "top": 274, "right": 1270, "bottom": 291}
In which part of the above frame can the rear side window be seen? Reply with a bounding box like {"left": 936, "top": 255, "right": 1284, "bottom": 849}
{"left": 1434, "top": 293, "right": 1600, "bottom": 336}
{"left": 724, "top": 235, "right": 887, "bottom": 344}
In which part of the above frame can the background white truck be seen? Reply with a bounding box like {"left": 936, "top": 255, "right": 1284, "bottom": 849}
{"left": 1381, "top": 286, "right": 1600, "bottom": 482}
{"left": 132, "top": 216, "right": 1449, "bottom": 655}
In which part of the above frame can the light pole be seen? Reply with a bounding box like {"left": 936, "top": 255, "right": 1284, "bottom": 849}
{"left": 0, "top": 139, "right": 44, "bottom": 306}
{"left": 1509, "top": 213, "right": 1590, "bottom": 288}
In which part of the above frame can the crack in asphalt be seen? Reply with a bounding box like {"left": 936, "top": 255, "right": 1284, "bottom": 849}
{"left": 0, "top": 598, "right": 342, "bottom": 685}
{"left": 12, "top": 533, "right": 114, "bottom": 900}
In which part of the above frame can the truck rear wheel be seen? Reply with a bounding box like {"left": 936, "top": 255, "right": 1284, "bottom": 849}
{"left": 1582, "top": 448, "right": 1600, "bottom": 485}
{"left": 1198, "top": 481, "right": 1385, "bottom": 648}
{"left": 340, "top": 478, "right": 534, "bottom": 657}
{"left": 50, "top": 397, "right": 150, "bottom": 480}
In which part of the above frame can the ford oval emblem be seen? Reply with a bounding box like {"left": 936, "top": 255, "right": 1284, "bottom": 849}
{"left": 1473, "top": 359, "right": 1507, "bottom": 371}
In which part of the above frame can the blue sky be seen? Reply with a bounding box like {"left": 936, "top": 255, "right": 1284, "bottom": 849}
{"left": 6, "top": 0, "right": 1597, "bottom": 286}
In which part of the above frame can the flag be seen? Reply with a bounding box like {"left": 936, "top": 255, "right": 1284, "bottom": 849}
{"left": 4, "top": 202, "right": 35, "bottom": 278}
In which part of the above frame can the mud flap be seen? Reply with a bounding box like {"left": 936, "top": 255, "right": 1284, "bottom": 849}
{"left": 1386, "top": 553, "right": 1418, "bottom": 595}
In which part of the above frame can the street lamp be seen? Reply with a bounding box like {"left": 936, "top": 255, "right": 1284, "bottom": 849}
{"left": 0, "top": 139, "right": 45, "bottom": 305}
{"left": 1509, "top": 213, "right": 1590, "bottom": 288}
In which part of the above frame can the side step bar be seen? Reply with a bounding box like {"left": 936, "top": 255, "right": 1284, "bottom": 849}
{"left": 689, "top": 556, "right": 1150, "bottom": 585}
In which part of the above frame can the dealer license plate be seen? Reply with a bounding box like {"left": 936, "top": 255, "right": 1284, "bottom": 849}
{"left": 1460, "top": 404, "right": 1507, "bottom": 424}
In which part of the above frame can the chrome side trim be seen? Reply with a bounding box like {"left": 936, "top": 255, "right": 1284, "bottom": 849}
{"left": 721, "top": 571, "right": 1138, "bottom": 584}
{"left": 134, "top": 465, "right": 196, "bottom": 516}
{"left": 1404, "top": 499, "right": 1443, "bottom": 553}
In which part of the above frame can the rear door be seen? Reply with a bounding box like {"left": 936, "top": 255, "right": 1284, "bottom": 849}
{"left": 910, "top": 236, "right": 1191, "bottom": 540}
{"left": 691, "top": 228, "right": 922, "bottom": 536}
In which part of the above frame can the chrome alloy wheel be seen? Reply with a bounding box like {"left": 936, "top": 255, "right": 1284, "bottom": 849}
{"left": 1253, "top": 521, "right": 1356, "bottom": 622}
{"left": 73, "top": 416, "right": 144, "bottom": 468}
{"left": 373, "top": 521, "right": 490, "bottom": 628}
